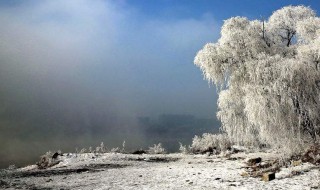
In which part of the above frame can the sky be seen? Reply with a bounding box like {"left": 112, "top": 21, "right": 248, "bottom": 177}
{"left": 0, "top": 0, "right": 320, "bottom": 167}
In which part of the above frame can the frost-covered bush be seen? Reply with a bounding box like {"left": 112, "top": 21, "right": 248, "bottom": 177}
{"left": 7, "top": 165, "right": 16, "bottom": 170}
{"left": 109, "top": 141, "right": 126, "bottom": 153}
{"left": 109, "top": 146, "right": 123, "bottom": 153}
{"left": 110, "top": 147, "right": 121, "bottom": 153}
{"left": 75, "top": 141, "right": 124, "bottom": 154}
{"left": 79, "top": 148, "right": 87, "bottom": 154}
{"left": 95, "top": 142, "right": 107, "bottom": 153}
{"left": 190, "top": 133, "right": 232, "bottom": 154}
{"left": 195, "top": 6, "right": 320, "bottom": 154}
{"left": 178, "top": 142, "right": 191, "bottom": 154}
{"left": 122, "top": 141, "right": 126, "bottom": 153}
{"left": 148, "top": 143, "right": 166, "bottom": 154}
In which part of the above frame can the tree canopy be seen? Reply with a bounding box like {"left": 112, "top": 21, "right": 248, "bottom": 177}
{"left": 194, "top": 6, "right": 320, "bottom": 153}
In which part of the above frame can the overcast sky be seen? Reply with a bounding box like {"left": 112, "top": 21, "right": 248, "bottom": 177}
{"left": 0, "top": 0, "right": 218, "bottom": 120}
{"left": 1, "top": 0, "right": 319, "bottom": 119}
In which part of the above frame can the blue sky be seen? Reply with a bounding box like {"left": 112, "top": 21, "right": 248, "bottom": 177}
{"left": 127, "top": 0, "right": 320, "bottom": 20}
{"left": 0, "top": 0, "right": 319, "bottom": 119}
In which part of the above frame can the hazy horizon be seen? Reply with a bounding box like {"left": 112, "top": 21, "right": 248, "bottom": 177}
{"left": 1, "top": 0, "right": 320, "bottom": 168}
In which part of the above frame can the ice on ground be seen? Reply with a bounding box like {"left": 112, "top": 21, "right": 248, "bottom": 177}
{"left": 1, "top": 152, "right": 319, "bottom": 190}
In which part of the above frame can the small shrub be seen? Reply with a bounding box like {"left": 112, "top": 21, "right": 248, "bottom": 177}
{"left": 178, "top": 142, "right": 191, "bottom": 154}
{"left": 148, "top": 143, "right": 166, "bottom": 154}
{"left": 110, "top": 147, "right": 120, "bottom": 153}
{"left": 79, "top": 148, "right": 87, "bottom": 154}
{"left": 109, "top": 141, "right": 126, "bottom": 153}
{"left": 122, "top": 141, "right": 126, "bottom": 153}
{"left": 95, "top": 142, "right": 107, "bottom": 153}
{"left": 190, "top": 133, "right": 232, "bottom": 154}
{"left": 7, "top": 165, "right": 16, "bottom": 170}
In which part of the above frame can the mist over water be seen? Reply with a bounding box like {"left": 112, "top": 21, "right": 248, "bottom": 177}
{"left": 0, "top": 0, "right": 220, "bottom": 168}
{"left": 0, "top": 113, "right": 219, "bottom": 168}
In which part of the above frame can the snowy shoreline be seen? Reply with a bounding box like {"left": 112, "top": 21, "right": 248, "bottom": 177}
{"left": 1, "top": 152, "right": 319, "bottom": 189}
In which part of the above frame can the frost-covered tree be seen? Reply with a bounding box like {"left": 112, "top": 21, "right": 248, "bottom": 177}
{"left": 195, "top": 6, "right": 320, "bottom": 152}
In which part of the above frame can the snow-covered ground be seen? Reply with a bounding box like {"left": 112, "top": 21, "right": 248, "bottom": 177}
{"left": 1, "top": 152, "right": 319, "bottom": 189}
